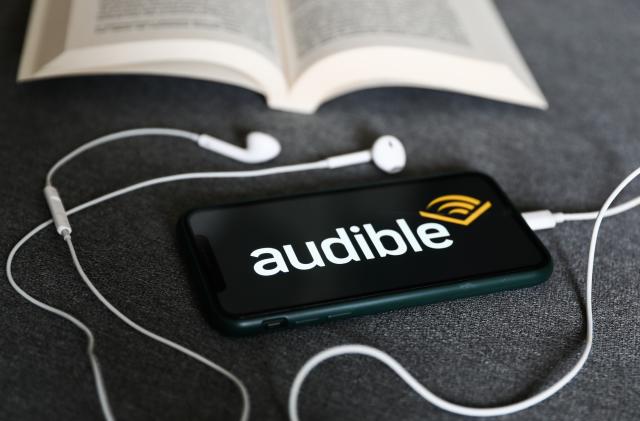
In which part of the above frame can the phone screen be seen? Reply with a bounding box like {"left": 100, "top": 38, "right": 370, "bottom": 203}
{"left": 183, "top": 173, "right": 549, "bottom": 317}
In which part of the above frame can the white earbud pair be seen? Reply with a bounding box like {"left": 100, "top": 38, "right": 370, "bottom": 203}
{"left": 197, "top": 132, "right": 406, "bottom": 173}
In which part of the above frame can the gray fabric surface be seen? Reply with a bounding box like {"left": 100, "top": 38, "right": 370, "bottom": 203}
{"left": 2, "top": 1, "right": 640, "bottom": 420}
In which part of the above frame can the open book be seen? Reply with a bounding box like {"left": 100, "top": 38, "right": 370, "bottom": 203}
{"left": 19, "top": 0, "right": 547, "bottom": 114}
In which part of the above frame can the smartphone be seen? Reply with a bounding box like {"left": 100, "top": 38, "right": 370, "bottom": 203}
{"left": 179, "top": 172, "right": 552, "bottom": 336}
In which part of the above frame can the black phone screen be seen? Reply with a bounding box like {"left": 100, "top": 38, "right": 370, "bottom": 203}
{"left": 183, "top": 173, "right": 550, "bottom": 317}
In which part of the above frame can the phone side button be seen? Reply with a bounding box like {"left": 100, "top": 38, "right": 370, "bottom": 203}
{"left": 262, "top": 318, "right": 288, "bottom": 329}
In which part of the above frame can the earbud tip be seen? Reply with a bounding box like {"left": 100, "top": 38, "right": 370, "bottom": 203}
{"left": 245, "top": 131, "right": 282, "bottom": 163}
{"left": 372, "top": 135, "right": 406, "bottom": 174}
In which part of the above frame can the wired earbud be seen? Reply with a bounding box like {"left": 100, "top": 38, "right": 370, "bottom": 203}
{"left": 7, "top": 127, "right": 640, "bottom": 421}
{"left": 197, "top": 130, "right": 407, "bottom": 172}
{"left": 326, "top": 135, "right": 406, "bottom": 174}
{"left": 197, "top": 131, "right": 282, "bottom": 164}
{"left": 42, "top": 130, "right": 407, "bottom": 237}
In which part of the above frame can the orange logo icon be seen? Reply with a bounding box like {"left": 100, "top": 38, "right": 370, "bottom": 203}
{"left": 419, "top": 194, "right": 491, "bottom": 226}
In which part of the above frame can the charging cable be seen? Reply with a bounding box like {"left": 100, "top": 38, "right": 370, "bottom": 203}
{"left": 521, "top": 199, "right": 640, "bottom": 230}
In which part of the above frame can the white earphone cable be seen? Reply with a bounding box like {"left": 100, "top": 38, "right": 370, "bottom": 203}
{"left": 63, "top": 232, "right": 251, "bottom": 421}
{"left": 9, "top": 129, "right": 331, "bottom": 421}
{"left": 288, "top": 165, "right": 640, "bottom": 419}
{"left": 6, "top": 223, "right": 116, "bottom": 421}
{"left": 45, "top": 128, "right": 200, "bottom": 185}
{"left": 9, "top": 127, "right": 640, "bottom": 420}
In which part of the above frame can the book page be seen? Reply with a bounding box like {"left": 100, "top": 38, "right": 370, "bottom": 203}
{"left": 282, "top": 0, "right": 474, "bottom": 74}
{"left": 268, "top": 0, "right": 546, "bottom": 112}
{"left": 67, "top": 0, "right": 279, "bottom": 63}
{"left": 20, "top": 0, "right": 288, "bottom": 96}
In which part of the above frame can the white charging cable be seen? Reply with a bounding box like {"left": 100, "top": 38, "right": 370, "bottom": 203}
{"left": 521, "top": 198, "right": 640, "bottom": 231}
{"left": 288, "top": 166, "right": 640, "bottom": 419}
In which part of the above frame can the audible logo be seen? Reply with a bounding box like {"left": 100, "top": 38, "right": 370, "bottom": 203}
{"left": 250, "top": 219, "right": 453, "bottom": 277}
{"left": 419, "top": 194, "right": 491, "bottom": 226}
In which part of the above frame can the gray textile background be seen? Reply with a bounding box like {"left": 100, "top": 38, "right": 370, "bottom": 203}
{"left": 2, "top": 1, "right": 640, "bottom": 420}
